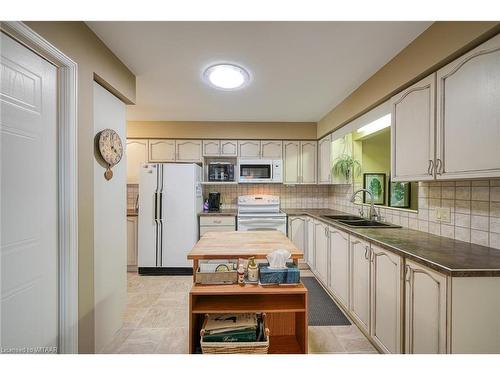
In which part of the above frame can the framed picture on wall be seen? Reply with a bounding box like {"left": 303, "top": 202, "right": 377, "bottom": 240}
{"left": 363, "top": 173, "right": 386, "bottom": 205}
{"left": 389, "top": 178, "right": 411, "bottom": 208}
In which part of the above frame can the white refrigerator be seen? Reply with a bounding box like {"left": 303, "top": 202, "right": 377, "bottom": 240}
{"left": 138, "top": 163, "right": 203, "bottom": 274}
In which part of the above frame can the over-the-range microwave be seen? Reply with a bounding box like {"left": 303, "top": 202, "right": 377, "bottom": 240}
{"left": 238, "top": 159, "right": 283, "bottom": 183}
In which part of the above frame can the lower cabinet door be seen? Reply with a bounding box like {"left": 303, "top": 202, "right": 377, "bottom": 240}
{"left": 405, "top": 259, "right": 448, "bottom": 354}
{"left": 329, "top": 228, "right": 349, "bottom": 309}
{"left": 288, "top": 216, "right": 306, "bottom": 253}
{"left": 349, "top": 236, "right": 371, "bottom": 333}
{"left": 314, "top": 221, "right": 329, "bottom": 284}
{"left": 371, "top": 245, "right": 403, "bottom": 353}
{"left": 306, "top": 218, "right": 315, "bottom": 269}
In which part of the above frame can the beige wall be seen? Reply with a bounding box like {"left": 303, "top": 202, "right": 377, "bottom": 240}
{"left": 128, "top": 121, "right": 317, "bottom": 140}
{"left": 318, "top": 21, "right": 500, "bottom": 138}
{"left": 24, "top": 21, "right": 136, "bottom": 353}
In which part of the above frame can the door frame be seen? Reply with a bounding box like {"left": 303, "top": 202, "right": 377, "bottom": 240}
{"left": 1, "top": 21, "right": 78, "bottom": 353}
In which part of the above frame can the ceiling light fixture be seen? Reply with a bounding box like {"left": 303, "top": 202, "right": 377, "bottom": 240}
{"left": 357, "top": 114, "right": 391, "bottom": 136}
{"left": 203, "top": 63, "right": 250, "bottom": 91}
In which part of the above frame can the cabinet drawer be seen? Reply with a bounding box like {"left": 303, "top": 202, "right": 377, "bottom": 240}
{"left": 200, "top": 225, "right": 235, "bottom": 236}
{"left": 199, "top": 216, "right": 236, "bottom": 226}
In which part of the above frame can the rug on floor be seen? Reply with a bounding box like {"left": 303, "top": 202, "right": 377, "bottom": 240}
{"left": 302, "top": 277, "right": 351, "bottom": 326}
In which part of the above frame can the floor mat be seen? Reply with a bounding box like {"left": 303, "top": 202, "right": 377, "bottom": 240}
{"left": 302, "top": 277, "right": 351, "bottom": 326}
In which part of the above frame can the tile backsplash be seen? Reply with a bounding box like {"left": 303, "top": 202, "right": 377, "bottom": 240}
{"left": 330, "top": 179, "right": 500, "bottom": 250}
{"left": 202, "top": 184, "right": 332, "bottom": 209}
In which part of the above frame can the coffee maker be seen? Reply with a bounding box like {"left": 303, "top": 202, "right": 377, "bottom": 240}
{"left": 208, "top": 192, "right": 221, "bottom": 212}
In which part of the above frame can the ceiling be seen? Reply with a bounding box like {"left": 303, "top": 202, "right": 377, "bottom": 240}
{"left": 87, "top": 22, "right": 432, "bottom": 122}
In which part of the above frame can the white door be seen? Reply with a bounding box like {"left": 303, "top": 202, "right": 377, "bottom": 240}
{"left": 405, "top": 260, "right": 448, "bottom": 354}
{"left": 314, "top": 221, "right": 328, "bottom": 283}
{"left": 261, "top": 140, "right": 282, "bottom": 159}
{"left": 220, "top": 140, "right": 238, "bottom": 156}
{"left": 126, "top": 139, "right": 148, "bottom": 183}
{"left": 306, "top": 218, "right": 315, "bottom": 269}
{"left": 238, "top": 140, "right": 261, "bottom": 159}
{"left": 202, "top": 140, "right": 220, "bottom": 157}
{"left": 300, "top": 141, "right": 317, "bottom": 184}
{"left": 283, "top": 141, "right": 300, "bottom": 184}
{"left": 436, "top": 33, "right": 500, "bottom": 180}
{"left": 1, "top": 33, "right": 58, "bottom": 350}
{"left": 329, "top": 228, "right": 349, "bottom": 309}
{"left": 318, "top": 135, "right": 332, "bottom": 184}
{"left": 176, "top": 140, "right": 202, "bottom": 162}
{"left": 349, "top": 237, "right": 371, "bottom": 333}
{"left": 371, "top": 245, "right": 403, "bottom": 353}
{"left": 391, "top": 74, "right": 436, "bottom": 181}
{"left": 149, "top": 139, "right": 175, "bottom": 162}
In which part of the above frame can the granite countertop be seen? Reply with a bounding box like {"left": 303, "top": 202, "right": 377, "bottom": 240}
{"left": 283, "top": 208, "right": 500, "bottom": 277}
{"left": 127, "top": 209, "right": 138, "bottom": 217}
{"left": 198, "top": 209, "right": 237, "bottom": 217}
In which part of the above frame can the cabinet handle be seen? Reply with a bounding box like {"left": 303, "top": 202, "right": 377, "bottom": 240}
{"left": 364, "top": 246, "right": 369, "bottom": 260}
{"left": 428, "top": 160, "right": 434, "bottom": 175}
{"left": 436, "top": 158, "right": 443, "bottom": 175}
{"left": 405, "top": 265, "right": 411, "bottom": 283}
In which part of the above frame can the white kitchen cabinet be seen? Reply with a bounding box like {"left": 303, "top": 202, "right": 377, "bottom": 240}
{"left": 149, "top": 139, "right": 176, "bottom": 162}
{"left": 283, "top": 141, "right": 317, "bottom": 184}
{"left": 202, "top": 140, "right": 220, "bottom": 157}
{"left": 261, "top": 140, "right": 282, "bottom": 159}
{"left": 238, "top": 140, "right": 261, "bottom": 159}
{"left": 176, "top": 140, "right": 202, "bottom": 162}
{"left": 391, "top": 73, "right": 436, "bottom": 181}
{"left": 220, "top": 140, "right": 238, "bottom": 157}
{"left": 436, "top": 33, "right": 500, "bottom": 180}
{"left": 306, "top": 217, "right": 315, "bottom": 270}
{"left": 126, "top": 139, "right": 148, "bottom": 184}
{"left": 127, "top": 216, "right": 138, "bottom": 271}
{"left": 300, "top": 141, "right": 317, "bottom": 184}
{"left": 314, "top": 221, "right": 329, "bottom": 284}
{"left": 371, "top": 244, "right": 403, "bottom": 354}
{"left": 283, "top": 141, "right": 300, "bottom": 184}
{"left": 405, "top": 259, "right": 448, "bottom": 354}
{"left": 318, "top": 134, "right": 332, "bottom": 184}
{"left": 288, "top": 215, "right": 306, "bottom": 254}
{"left": 199, "top": 216, "right": 236, "bottom": 237}
{"left": 328, "top": 227, "right": 349, "bottom": 309}
{"left": 349, "top": 236, "right": 371, "bottom": 334}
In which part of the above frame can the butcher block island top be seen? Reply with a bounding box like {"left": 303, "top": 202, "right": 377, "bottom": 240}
{"left": 187, "top": 231, "right": 308, "bottom": 354}
{"left": 187, "top": 231, "right": 303, "bottom": 260}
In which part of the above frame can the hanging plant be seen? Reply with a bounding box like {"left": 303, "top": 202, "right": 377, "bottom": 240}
{"left": 332, "top": 154, "right": 361, "bottom": 182}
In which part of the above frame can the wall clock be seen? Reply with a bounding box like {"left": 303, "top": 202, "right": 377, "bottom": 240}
{"left": 97, "top": 128, "right": 123, "bottom": 180}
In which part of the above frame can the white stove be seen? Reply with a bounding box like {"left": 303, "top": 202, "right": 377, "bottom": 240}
{"left": 237, "top": 195, "right": 287, "bottom": 233}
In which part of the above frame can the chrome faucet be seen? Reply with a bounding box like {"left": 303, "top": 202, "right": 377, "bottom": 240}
{"left": 350, "top": 189, "right": 379, "bottom": 221}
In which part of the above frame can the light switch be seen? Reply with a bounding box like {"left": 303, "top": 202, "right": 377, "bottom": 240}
{"left": 435, "top": 207, "right": 451, "bottom": 223}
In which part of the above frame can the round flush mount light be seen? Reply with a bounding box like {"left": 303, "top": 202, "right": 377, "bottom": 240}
{"left": 203, "top": 63, "right": 251, "bottom": 91}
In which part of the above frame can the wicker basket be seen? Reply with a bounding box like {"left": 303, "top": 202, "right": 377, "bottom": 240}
{"left": 200, "top": 313, "right": 269, "bottom": 354}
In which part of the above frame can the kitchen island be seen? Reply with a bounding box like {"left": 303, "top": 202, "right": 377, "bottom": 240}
{"left": 187, "top": 231, "right": 308, "bottom": 354}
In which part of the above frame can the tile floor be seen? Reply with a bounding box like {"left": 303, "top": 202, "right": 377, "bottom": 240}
{"left": 101, "top": 271, "right": 377, "bottom": 354}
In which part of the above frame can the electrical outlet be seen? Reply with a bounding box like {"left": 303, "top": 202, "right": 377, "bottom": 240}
{"left": 435, "top": 207, "right": 451, "bottom": 223}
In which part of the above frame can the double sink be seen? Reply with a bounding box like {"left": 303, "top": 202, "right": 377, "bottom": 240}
{"left": 321, "top": 214, "right": 402, "bottom": 229}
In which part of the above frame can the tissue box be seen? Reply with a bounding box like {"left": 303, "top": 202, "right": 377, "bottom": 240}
{"left": 258, "top": 262, "right": 300, "bottom": 285}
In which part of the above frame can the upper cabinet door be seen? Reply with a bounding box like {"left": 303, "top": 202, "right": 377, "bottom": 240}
{"left": 261, "top": 141, "right": 283, "bottom": 159}
{"left": 436, "top": 33, "right": 500, "bottom": 180}
{"left": 300, "top": 141, "right": 317, "bottom": 184}
{"left": 220, "top": 140, "right": 238, "bottom": 157}
{"left": 126, "top": 139, "right": 148, "bottom": 184}
{"left": 318, "top": 135, "right": 332, "bottom": 184}
{"left": 202, "top": 140, "right": 220, "bottom": 157}
{"left": 176, "top": 140, "right": 202, "bottom": 162}
{"left": 149, "top": 139, "right": 176, "bottom": 162}
{"left": 283, "top": 141, "right": 300, "bottom": 184}
{"left": 238, "top": 140, "right": 261, "bottom": 159}
{"left": 391, "top": 74, "right": 436, "bottom": 181}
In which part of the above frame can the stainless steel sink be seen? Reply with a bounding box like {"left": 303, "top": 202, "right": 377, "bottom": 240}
{"left": 322, "top": 215, "right": 364, "bottom": 221}
{"left": 337, "top": 219, "right": 401, "bottom": 228}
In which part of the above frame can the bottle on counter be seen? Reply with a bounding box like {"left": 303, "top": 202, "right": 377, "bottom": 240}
{"left": 203, "top": 199, "right": 209, "bottom": 211}
{"left": 237, "top": 263, "right": 245, "bottom": 285}
{"left": 247, "top": 257, "right": 259, "bottom": 282}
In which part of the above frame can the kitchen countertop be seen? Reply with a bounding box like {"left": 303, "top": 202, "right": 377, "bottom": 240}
{"left": 283, "top": 208, "right": 500, "bottom": 277}
{"left": 198, "top": 209, "right": 237, "bottom": 217}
